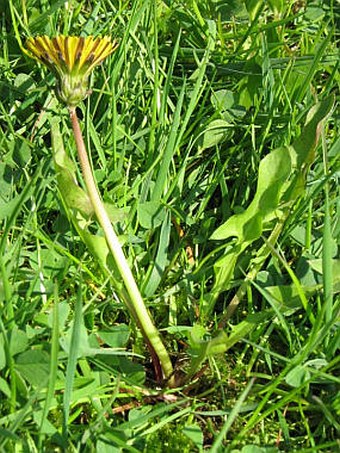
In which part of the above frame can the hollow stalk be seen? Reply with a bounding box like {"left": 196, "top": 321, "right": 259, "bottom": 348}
{"left": 69, "top": 106, "right": 174, "bottom": 386}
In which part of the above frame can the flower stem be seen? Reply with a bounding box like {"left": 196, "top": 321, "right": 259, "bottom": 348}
{"left": 68, "top": 107, "right": 174, "bottom": 386}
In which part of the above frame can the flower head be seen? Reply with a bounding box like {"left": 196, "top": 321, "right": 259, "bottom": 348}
{"left": 26, "top": 35, "right": 118, "bottom": 106}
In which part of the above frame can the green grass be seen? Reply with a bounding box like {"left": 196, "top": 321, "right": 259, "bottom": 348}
{"left": 1, "top": 0, "right": 339, "bottom": 451}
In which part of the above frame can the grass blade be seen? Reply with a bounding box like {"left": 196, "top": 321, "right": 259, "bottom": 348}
{"left": 210, "top": 378, "right": 255, "bottom": 452}
{"left": 63, "top": 284, "right": 83, "bottom": 440}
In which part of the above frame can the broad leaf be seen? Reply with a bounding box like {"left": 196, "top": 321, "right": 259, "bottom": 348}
{"left": 199, "top": 119, "right": 230, "bottom": 151}
{"left": 187, "top": 312, "right": 271, "bottom": 378}
{"left": 137, "top": 201, "right": 166, "bottom": 229}
{"left": 15, "top": 350, "right": 50, "bottom": 387}
{"left": 211, "top": 146, "right": 291, "bottom": 242}
{"left": 51, "top": 117, "right": 93, "bottom": 218}
{"left": 209, "top": 98, "right": 334, "bottom": 299}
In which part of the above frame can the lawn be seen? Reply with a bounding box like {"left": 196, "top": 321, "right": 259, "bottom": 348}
{"left": 0, "top": 0, "right": 339, "bottom": 451}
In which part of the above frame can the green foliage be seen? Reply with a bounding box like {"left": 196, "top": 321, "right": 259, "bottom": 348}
{"left": 1, "top": 0, "right": 339, "bottom": 451}
{"left": 205, "top": 97, "right": 334, "bottom": 319}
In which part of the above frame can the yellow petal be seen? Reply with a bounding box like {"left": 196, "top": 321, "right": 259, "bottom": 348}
{"left": 77, "top": 36, "right": 97, "bottom": 70}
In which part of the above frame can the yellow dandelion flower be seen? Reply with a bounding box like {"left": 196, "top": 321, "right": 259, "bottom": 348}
{"left": 25, "top": 35, "right": 118, "bottom": 106}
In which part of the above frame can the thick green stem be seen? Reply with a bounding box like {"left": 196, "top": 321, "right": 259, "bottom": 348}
{"left": 69, "top": 107, "right": 174, "bottom": 386}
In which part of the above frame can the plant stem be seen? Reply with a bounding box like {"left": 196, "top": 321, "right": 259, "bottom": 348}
{"left": 218, "top": 220, "right": 284, "bottom": 328}
{"left": 68, "top": 106, "right": 174, "bottom": 387}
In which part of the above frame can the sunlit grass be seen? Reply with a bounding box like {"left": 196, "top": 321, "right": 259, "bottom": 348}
{"left": 1, "top": 0, "right": 339, "bottom": 450}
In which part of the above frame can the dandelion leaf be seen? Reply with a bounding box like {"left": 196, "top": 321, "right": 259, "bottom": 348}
{"left": 211, "top": 146, "right": 291, "bottom": 242}
{"left": 211, "top": 97, "right": 334, "bottom": 243}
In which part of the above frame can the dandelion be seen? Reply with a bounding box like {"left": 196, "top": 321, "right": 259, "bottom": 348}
{"left": 25, "top": 35, "right": 118, "bottom": 106}
{"left": 25, "top": 34, "right": 175, "bottom": 386}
